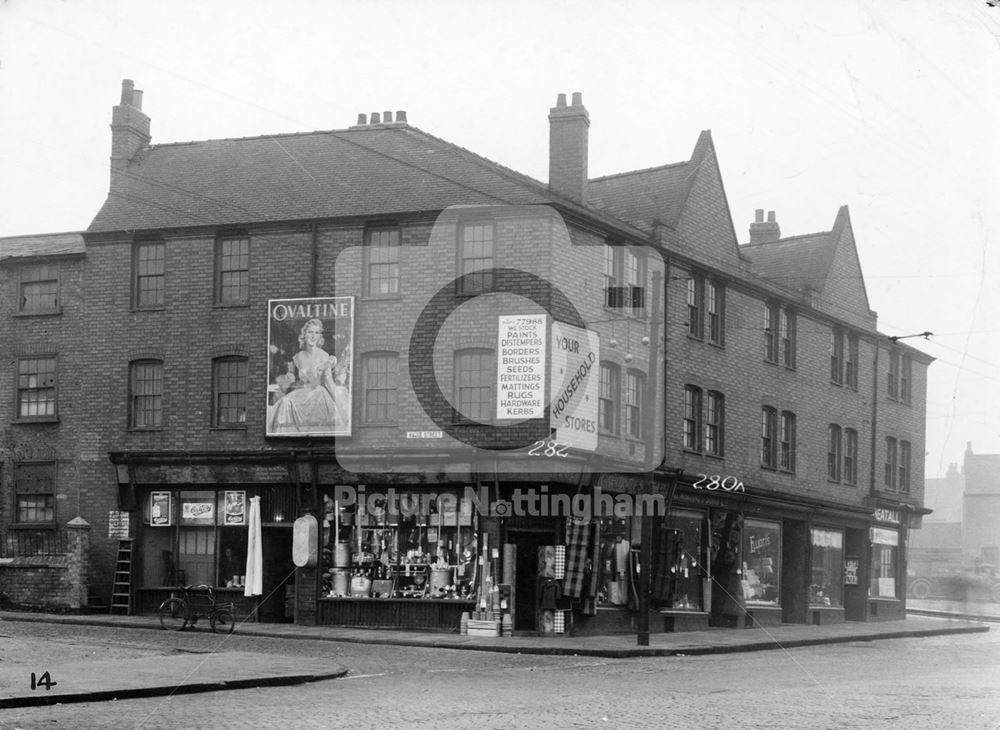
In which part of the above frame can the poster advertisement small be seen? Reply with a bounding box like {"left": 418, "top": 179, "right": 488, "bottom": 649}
{"left": 181, "top": 497, "right": 215, "bottom": 526}
{"left": 108, "top": 510, "right": 130, "bottom": 539}
{"left": 844, "top": 557, "right": 859, "bottom": 586}
{"left": 224, "top": 491, "right": 247, "bottom": 526}
{"left": 266, "top": 297, "right": 355, "bottom": 437}
{"left": 150, "top": 492, "right": 171, "bottom": 527}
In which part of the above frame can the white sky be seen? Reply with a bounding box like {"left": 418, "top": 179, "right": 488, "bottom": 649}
{"left": 1, "top": 0, "right": 998, "bottom": 478}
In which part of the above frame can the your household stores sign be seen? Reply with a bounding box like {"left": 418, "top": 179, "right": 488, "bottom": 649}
{"left": 549, "top": 321, "right": 599, "bottom": 451}
{"left": 496, "top": 315, "right": 547, "bottom": 419}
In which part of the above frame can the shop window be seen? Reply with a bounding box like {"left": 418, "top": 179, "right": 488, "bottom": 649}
{"left": 707, "top": 280, "right": 725, "bottom": 345}
{"left": 365, "top": 227, "right": 400, "bottom": 296}
{"left": 130, "top": 359, "right": 163, "bottom": 429}
{"left": 760, "top": 406, "right": 777, "bottom": 468}
{"left": 809, "top": 528, "right": 844, "bottom": 606}
{"left": 363, "top": 352, "right": 399, "bottom": 423}
{"left": 213, "top": 357, "right": 248, "bottom": 427}
{"left": 624, "top": 370, "right": 644, "bottom": 438}
{"left": 828, "top": 425, "right": 843, "bottom": 482}
{"left": 453, "top": 349, "right": 493, "bottom": 422}
{"left": 457, "top": 222, "right": 494, "bottom": 295}
{"left": 598, "top": 517, "right": 633, "bottom": 606}
{"left": 683, "top": 385, "right": 703, "bottom": 452}
{"left": 705, "top": 391, "right": 724, "bottom": 457}
{"left": 19, "top": 263, "right": 60, "bottom": 313}
{"left": 599, "top": 363, "right": 620, "bottom": 434}
{"left": 16, "top": 356, "right": 57, "bottom": 420}
{"left": 743, "top": 519, "right": 781, "bottom": 605}
{"left": 216, "top": 234, "right": 250, "bottom": 305}
{"left": 844, "top": 428, "right": 859, "bottom": 486}
{"left": 652, "top": 510, "right": 705, "bottom": 611}
{"left": 779, "top": 411, "right": 796, "bottom": 472}
{"left": 14, "top": 462, "right": 56, "bottom": 525}
{"left": 133, "top": 239, "right": 165, "bottom": 308}
{"left": 870, "top": 527, "right": 898, "bottom": 598}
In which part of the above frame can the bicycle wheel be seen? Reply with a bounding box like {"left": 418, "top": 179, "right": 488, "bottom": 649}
{"left": 211, "top": 609, "right": 236, "bottom": 635}
{"left": 159, "top": 597, "right": 189, "bottom": 631}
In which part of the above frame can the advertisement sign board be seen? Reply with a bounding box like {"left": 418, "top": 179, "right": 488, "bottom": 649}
{"left": 266, "top": 297, "right": 354, "bottom": 437}
{"left": 549, "top": 321, "right": 600, "bottom": 451}
{"left": 496, "top": 314, "right": 546, "bottom": 419}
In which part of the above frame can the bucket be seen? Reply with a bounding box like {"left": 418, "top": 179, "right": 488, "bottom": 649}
{"left": 333, "top": 542, "right": 351, "bottom": 568}
{"left": 350, "top": 575, "right": 372, "bottom": 597}
{"left": 331, "top": 569, "right": 349, "bottom": 596}
{"left": 430, "top": 568, "right": 453, "bottom": 592}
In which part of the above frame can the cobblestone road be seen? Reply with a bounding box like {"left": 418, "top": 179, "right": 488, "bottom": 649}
{"left": 1, "top": 622, "right": 998, "bottom": 729}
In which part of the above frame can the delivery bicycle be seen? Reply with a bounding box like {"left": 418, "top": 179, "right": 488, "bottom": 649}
{"left": 158, "top": 584, "right": 237, "bottom": 634}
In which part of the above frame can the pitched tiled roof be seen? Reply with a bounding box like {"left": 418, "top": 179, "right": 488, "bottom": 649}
{"left": 742, "top": 231, "right": 837, "bottom": 294}
{"left": 89, "top": 125, "right": 572, "bottom": 233}
{"left": 0, "top": 232, "right": 85, "bottom": 261}
{"left": 587, "top": 162, "right": 693, "bottom": 234}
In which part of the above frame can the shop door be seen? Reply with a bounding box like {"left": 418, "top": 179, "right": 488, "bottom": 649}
{"left": 509, "top": 531, "right": 554, "bottom": 631}
{"left": 178, "top": 527, "right": 215, "bottom": 587}
{"left": 257, "top": 527, "right": 294, "bottom": 623}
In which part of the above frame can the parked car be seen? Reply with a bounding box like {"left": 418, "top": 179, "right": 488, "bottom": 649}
{"left": 907, "top": 563, "right": 1000, "bottom": 603}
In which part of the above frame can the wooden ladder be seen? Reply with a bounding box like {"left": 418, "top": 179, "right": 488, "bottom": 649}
{"left": 110, "top": 539, "right": 134, "bottom": 615}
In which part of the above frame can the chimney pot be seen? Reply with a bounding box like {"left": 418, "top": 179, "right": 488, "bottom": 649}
{"left": 120, "top": 79, "right": 134, "bottom": 105}
{"left": 395, "top": 110, "right": 407, "bottom": 123}
{"left": 131, "top": 89, "right": 143, "bottom": 111}
{"left": 370, "top": 112, "right": 381, "bottom": 124}
{"left": 548, "top": 92, "right": 590, "bottom": 204}
{"left": 767, "top": 210, "right": 776, "bottom": 222}
{"left": 571, "top": 91, "right": 583, "bottom": 106}
{"left": 383, "top": 110, "right": 393, "bottom": 123}
{"left": 755, "top": 209, "right": 764, "bottom": 222}
{"left": 556, "top": 93, "right": 567, "bottom": 108}
{"left": 357, "top": 113, "right": 368, "bottom": 125}
{"left": 749, "top": 208, "right": 781, "bottom": 245}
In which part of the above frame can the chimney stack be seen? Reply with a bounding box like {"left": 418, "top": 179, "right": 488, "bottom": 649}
{"left": 748, "top": 209, "right": 781, "bottom": 245}
{"left": 110, "top": 79, "right": 151, "bottom": 188}
{"left": 548, "top": 91, "right": 589, "bottom": 204}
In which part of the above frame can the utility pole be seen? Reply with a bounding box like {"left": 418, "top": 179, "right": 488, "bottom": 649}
{"left": 637, "top": 269, "right": 663, "bottom": 646}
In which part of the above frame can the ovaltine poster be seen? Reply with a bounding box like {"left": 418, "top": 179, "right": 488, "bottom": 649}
{"left": 549, "top": 321, "right": 599, "bottom": 451}
{"left": 266, "top": 297, "right": 354, "bottom": 437}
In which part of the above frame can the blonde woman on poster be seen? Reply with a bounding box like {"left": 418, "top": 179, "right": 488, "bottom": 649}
{"left": 269, "top": 318, "right": 350, "bottom": 433}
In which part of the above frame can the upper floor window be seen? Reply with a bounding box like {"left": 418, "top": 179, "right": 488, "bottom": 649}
{"left": 899, "top": 356, "right": 912, "bottom": 404}
{"left": 624, "top": 370, "right": 644, "bottom": 439}
{"left": 686, "top": 275, "right": 705, "bottom": 339}
{"left": 216, "top": 234, "right": 250, "bottom": 305}
{"left": 764, "top": 303, "right": 778, "bottom": 363}
{"left": 887, "top": 351, "right": 899, "bottom": 399}
{"left": 707, "top": 281, "right": 725, "bottom": 345}
{"left": 623, "top": 249, "right": 646, "bottom": 315}
{"left": 827, "top": 424, "right": 843, "bottom": 481}
{"left": 130, "top": 359, "right": 163, "bottom": 429}
{"left": 683, "top": 385, "right": 703, "bottom": 451}
{"left": 844, "top": 428, "right": 859, "bottom": 486}
{"left": 898, "top": 440, "right": 911, "bottom": 492}
{"left": 19, "top": 263, "right": 60, "bottom": 313}
{"left": 779, "top": 411, "right": 796, "bottom": 472}
{"left": 457, "top": 222, "right": 494, "bottom": 295}
{"left": 14, "top": 462, "right": 56, "bottom": 525}
{"left": 213, "top": 357, "right": 248, "bottom": 427}
{"left": 17, "top": 356, "right": 57, "bottom": 420}
{"left": 134, "top": 240, "right": 165, "bottom": 308}
{"left": 779, "top": 308, "right": 796, "bottom": 368}
{"left": 761, "top": 406, "right": 778, "bottom": 468}
{"left": 830, "top": 330, "right": 845, "bottom": 385}
{"left": 604, "top": 244, "right": 645, "bottom": 314}
{"left": 365, "top": 228, "right": 401, "bottom": 297}
{"left": 845, "top": 334, "right": 859, "bottom": 390}
{"left": 454, "top": 349, "right": 493, "bottom": 422}
{"left": 363, "top": 352, "right": 399, "bottom": 423}
{"left": 884, "top": 436, "right": 898, "bottom": 490}
{"left": 706, "top": 390, "right": 725, "bottom": 457}
{"left": 598, "top": 362, "right": 620, "bottom": 434}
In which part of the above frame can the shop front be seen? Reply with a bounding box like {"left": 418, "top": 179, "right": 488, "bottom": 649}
{"left": 868, "top": 506, "right": 905, "bottom": 621}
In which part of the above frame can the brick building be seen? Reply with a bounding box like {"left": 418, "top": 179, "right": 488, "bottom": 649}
{"left": 0, "top": 80, "right": 931, "bottom": 632}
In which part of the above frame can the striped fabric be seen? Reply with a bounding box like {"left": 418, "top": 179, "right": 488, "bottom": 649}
{"left": 564, "top": 520, "right": 591, "bottom": 598}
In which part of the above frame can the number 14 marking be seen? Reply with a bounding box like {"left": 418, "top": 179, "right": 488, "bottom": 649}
{"left": 30, "top": 671, "right": 57, "bottom": 690}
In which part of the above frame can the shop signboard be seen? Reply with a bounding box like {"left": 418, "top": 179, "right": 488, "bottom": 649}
{"left": 844, "top": 557, "right": 859, "bottom": 585}
{"left": 150, "top": 492, "right": 171, "bottom": 527}
{"left": 496, "top": 314, "right": 547, "bottom": 419}
{"left": 181, "top": 498, "right": 215, "bottom": 526}
{"left": 549, "top": 321, "right": 600, "bottom": 452}
{"left": 266, "top": 297, "right": 355, "bottom": 437}
{"left": 224, "top": 491, "right": 246, "bottom": 526}
{"left": 108, "top": 510, "right": 130, "bottom": 539}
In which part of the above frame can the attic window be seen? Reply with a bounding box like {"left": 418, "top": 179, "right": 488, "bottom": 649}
{"left": 19, "top": 263, "right": 60, "bottom": 313}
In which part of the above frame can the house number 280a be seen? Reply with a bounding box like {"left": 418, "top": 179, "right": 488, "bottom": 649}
{"left": 693, "top": 474, "right": 745, "bottom": 492}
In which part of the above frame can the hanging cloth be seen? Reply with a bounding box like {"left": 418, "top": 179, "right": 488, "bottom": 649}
{"left": 244, "top": 496, "right": 263, "bottom": 597}
{"left": 563, "top": 519, "right": 591, "bottom": 598}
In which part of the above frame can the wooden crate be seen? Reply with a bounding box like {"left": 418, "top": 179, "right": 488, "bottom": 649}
{"left": 467, "top": 619, "right": 500, "bottom": 637}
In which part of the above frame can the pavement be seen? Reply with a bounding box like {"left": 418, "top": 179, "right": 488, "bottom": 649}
{"left": 0, "top": 608, "right": 990, "bottom": 709}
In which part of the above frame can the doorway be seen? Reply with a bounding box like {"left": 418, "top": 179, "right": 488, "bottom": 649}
{"left": 508, "top": 529, "right": 556, "bottom": 631}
